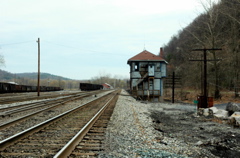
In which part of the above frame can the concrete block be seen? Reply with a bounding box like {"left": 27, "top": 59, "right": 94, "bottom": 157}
{"left": 198, "top": 108, "right": 211, "bottom": 116}
{"left": 197, "top": 108, "right": 204, "bottom": 116}
{"left": 235, "top": 117, "right": 240, "bottom": 126}
{"left": 226, "top": 102, "right": 240, "bottom": 113}
{"left": 209, "top": 107, "right": 218, "bottom": 116}
{"left": 213, "top": 109, "right": 229, "bottom": 119}
{"left": 203, "top": 108, "right": 209, "bottom": 116}
{"left": 229, "top": 112, "right": 240, "bottom": 126}
{"left": 231, "top": 112, "right": 240, "bottom": 117}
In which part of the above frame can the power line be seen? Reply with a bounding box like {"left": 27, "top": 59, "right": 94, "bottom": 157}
{"left": 43, "top": 40, "right": 77, "bottom": 49}
{"left": 0, "top": 40, "right": 34, "bottom": 46}
{"left": 43, "top": 40, "right": 107, "bottom": 53}
{"left": 0, "top": 39, "right": 130, "bottom": 56}
{"left": 42, "top": 40, "right": 129, "bottom": 56}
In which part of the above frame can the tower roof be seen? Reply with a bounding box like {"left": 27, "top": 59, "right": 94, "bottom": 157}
{"left": 127, "top": 50, "right": 167, "bottom": 64}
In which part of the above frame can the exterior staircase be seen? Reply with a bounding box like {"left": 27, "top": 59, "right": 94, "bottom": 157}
{"left": 136, "top": 73, "right": 148, "bottom": 86}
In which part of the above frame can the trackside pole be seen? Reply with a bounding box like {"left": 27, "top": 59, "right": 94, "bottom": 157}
{"left": 37, "top": 38, "right": 40, "bottom": 96}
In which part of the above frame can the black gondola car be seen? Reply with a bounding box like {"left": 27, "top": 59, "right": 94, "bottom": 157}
{"left": 79, "top": 83, "right": 103, "bottom": 91}
{"left": 0, "top": 82, "right": 62, "bottom": 93}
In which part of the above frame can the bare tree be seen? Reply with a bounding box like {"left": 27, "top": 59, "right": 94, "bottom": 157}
{"left": 163, "top": 0, "right": 240, "bottom": 98}
{"left": 220, "top": 0, "right": 240, "bottom": 97}
{"left": 203, "top": 0, "right": 222, "bottom": 99}
{"left": 220, "top": 0, "right": 240, "bottom": 24}
{"left": 186, "top": 0, "right": 222, "bottom": 98}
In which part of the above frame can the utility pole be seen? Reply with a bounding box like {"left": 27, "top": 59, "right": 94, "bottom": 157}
{"left": 190, "top": 48, "right": 221, "bottom": 108}
{"left": 172, "top": 72, "right": 175, "bottom": 103}
{"left": 165, "top": 71, "right": 181, "bottom": 103}
{"left": 37, "top": 38, "right": 40, "bottom": 96}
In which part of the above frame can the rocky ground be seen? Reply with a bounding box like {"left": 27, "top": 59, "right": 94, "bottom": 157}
{"left": 99, "top": 89, "right": 240, "bottom": 158}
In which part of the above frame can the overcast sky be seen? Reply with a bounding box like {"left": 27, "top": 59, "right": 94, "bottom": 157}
{"left": 0, "top": 0, "right": 216, "bottom": 80}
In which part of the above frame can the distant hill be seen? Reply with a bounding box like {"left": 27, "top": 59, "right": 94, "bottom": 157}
{"left": 0, "top": 69, "right": 15, "bottom": 80}
{"left": 0, "top": 69, "right": 72, "bottom": 81}
{"left": 17, "top": 72, "right": 72, "bottom": 80}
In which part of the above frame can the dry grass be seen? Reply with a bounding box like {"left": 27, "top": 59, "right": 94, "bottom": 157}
{"left": 164, "top": 88, "right": 240, "bottom": 104}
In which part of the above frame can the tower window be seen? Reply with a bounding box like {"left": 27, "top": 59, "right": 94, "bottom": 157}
{"left": 134, "top": 62, "right": 139, "bottom": 71}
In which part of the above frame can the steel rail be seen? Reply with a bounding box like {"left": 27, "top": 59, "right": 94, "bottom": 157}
{"left": 0, "top": 93, "right": 91, "bottom": 130}
{"left": 0, "top": 93, "right": 64, "bottom": 104}
{"left": 0, "top": 91, "right": 86, "bottom": 111}
{"left": 0, "top": 91, "right": 113, "bottom": 150}
{"left": 53, "top": 92, "right": 117, "bottom": 158}
{"left": 0, "top": 90, "right": 104, "bottom": 116}
{"left": 0, "top": 90, "right": 110, "bottom": 130}
{"left": 0, "top": 93, "right": 86, "bottom": 116}
{"left": 0, "top": 91, "right": 86, "bottom": 104}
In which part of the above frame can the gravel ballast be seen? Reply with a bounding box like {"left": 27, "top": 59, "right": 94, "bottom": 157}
{"left": 99, "top": 89, "right": 240, "bottom": 158}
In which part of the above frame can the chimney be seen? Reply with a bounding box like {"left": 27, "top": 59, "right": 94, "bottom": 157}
{"left": 159, "top": 47, "right": 164, "bottom": 58}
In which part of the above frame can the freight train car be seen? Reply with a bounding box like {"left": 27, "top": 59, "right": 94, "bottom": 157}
{"left": 79, "top": 83, "right": 103, "bottom": 91}
{"left": 0, "top": 82, "right": 62, "bottom": 93}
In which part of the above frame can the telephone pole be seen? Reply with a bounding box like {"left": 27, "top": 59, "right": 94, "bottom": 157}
{"left": 165, "top": 71, "right": 181, "bottom": 103}
{"left": 172, "top": 71, "right": 175, "bottom": 103}
{"left": 190, "top": 48, "right": 221, "bottom": 108}
{"left": 37, "top": 38, "right": 40, "bottom": 96}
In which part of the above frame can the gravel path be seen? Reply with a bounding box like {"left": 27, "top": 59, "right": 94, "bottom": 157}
{"left": 99, "top": 89, "right": 240, "bottom": 158}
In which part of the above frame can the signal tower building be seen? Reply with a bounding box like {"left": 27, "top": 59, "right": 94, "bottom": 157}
{"left": 127, "top": 48, "right": 167, "bottom": 101}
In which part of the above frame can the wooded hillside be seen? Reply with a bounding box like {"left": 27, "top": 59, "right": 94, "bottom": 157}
{"left": 163, "top": 0, "right": 240, "bottom": 99}
{"left": 0, "top": 69, "right": 128, "bottom": 90}
{"left": 0, "top": 69, "right": 78, "bottom": 89}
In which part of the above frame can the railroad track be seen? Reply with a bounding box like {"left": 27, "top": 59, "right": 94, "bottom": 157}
{"left": 0, "top": 92, "right": 71, "bottom": 104}
{"left": 55, "top": 90, "right": 119, "bottom": 157}
{"left": 0, "top": 90, "right": 108, "bottom": 141}
{"left": 0, "top": 90, "right": 120, "bottom": 157}
{"left": 0, "top": 91, "right": 88, "bottom": 104}
{"left": 0, "top": 91, "right": 98, "bottom": 115}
